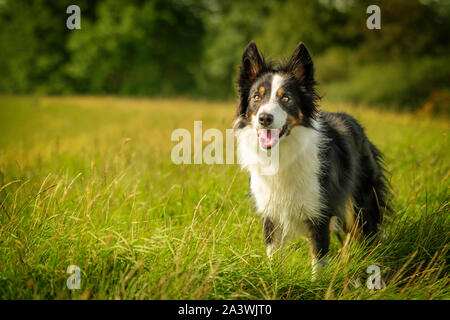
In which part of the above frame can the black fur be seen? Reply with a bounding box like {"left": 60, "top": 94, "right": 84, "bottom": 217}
{"left": 262, "top": 217, "right": 275, "bottom": 245}
{"left": 318, "top": 112, "right": 391, "bottom": 241}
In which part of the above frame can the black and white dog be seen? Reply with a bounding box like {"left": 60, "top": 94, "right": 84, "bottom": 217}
{"left": 234, "top": 41, "right": 390, "bottom": 276}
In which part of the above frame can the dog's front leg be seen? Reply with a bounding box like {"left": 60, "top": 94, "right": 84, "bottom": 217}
{"left": 262, "top": 216, "right": 283, "bottom": 259}
{"left": 307, "top": 217, "right": 331, "bottom": 279}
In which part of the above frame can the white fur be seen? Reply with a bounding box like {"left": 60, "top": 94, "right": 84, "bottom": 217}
{"left": 270, "top": 75, "right": 284, "bottom": 101}
{"left": 312, "top": 256, "right": 329, "bottom": 280}
{"left": 236, "top": 117, "right": 325, "bottom": 253}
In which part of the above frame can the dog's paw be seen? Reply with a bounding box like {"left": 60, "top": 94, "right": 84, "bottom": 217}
{"left": 311, "top": 257, "right": 329, "bottom": 281}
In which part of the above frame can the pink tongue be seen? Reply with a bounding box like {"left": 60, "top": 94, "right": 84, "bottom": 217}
{"left": 258, "top": 129, "right": 279, "bottom": 149}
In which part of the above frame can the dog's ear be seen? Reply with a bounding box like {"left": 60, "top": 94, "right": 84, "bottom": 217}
{"left": 286, "top": 42, "right": 319, "bottom": 123}
{"left": 236, "top": 41, "right": 265, "bottom": 119}
{"left": 240, "top": 41, "right": 264, "bottom": 82}
{"left": 286, "top": 42, "right": 314, "bottom": 85}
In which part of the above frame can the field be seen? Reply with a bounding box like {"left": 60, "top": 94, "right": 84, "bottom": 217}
{"left": 0, "top": 96, "right": 448, "bottom": 300}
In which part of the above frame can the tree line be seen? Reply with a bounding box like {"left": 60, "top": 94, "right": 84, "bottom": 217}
{"left": 0, "top": 0, "right": 448, "bottom": 111}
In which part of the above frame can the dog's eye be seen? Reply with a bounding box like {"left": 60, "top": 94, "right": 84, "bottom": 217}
{"left": 281, "top": 96, "right": 289, "bottom": 102}
{"left": 254, "top": 95, "right": 261, "bottom": 101}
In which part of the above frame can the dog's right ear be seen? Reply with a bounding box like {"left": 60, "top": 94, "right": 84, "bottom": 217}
{"left": 241, "top": 41, "right": 264, "bottom": 82}
{"left": 236, "top": 41, "right": 265, "bottom": 120}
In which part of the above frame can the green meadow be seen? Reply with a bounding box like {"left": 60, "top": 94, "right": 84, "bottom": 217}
{"left": 0, "top": 96, "right": 448, "bottom": 299}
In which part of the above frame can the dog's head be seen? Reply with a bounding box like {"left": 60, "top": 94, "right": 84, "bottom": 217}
{"left": 235, "top": 41, "right": 319, "bottom": 149}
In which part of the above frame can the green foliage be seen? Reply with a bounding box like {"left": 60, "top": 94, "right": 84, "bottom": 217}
{"left": 66, "top": 0, "right": 205, "bottom": 95}
{"left": 0, "top": 0, "right": 99, "bottom": 94}
{"left": 318, "top": 54, "right": 450, "bottom": 110}
{"left": 255, "top": 0, "right": 350, "bottom": 58}
{"left": 0, "top": 0, "right": 449, "bottom": 109}
{"left": 352, "top": 0, "right": 450, "bottom": 60}
{"left": 195, "top": 0, "right": 267, "bottom": 98}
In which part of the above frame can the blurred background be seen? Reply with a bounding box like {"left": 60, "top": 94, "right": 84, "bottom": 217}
{"left": 0, "top": 0, "right": 449, "bottom": 114}
{"left": 0, "top": 1, "right": 449, "bottom": 300}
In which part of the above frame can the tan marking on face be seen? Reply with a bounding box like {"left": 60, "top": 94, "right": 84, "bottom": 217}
{"left": 247, "top": 102, "right": 261, "bottom": 118}
{"left": 287, "top": 114, "right": 299, "bottom": 125}
{"left": 259, "top": 86, "right": 265, "bottom": 95}
{"left": 247, "top": 107, "right": 259, "bottom": 118}
{"left": 277, "top": 87, "right": 284, "bottom": 97}
{"left": 286, "top": 110, "right": 303, "bottom": 128}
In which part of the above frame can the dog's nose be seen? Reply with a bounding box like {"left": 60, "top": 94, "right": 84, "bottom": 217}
{"left": 258, "top": 113, "right": 274, "bottom": 127}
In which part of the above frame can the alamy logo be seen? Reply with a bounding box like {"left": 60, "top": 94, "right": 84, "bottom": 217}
{"left": 66, "top": 265, "right": 81, "bottom": 290}
{"left": 171, "top": 121, "right": 279, "bottom": 175}
{"left": 366, "top": 265, "right": 382, "bottom": 290}
{"left": 366, "top": 5, "right": 381, "bottom": 30}
{"left": 66, "top": 5, "right": 81, "bottom": 30}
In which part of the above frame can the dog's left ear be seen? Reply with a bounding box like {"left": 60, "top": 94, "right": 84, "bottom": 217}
{"left": 286, "top": 42, "right": 314, "bottom": 85}
{"left": 286, "top": 42, "right": 319, "bottom": 122}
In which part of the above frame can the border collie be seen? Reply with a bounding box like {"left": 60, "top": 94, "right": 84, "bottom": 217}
{"left": 234, "top": 41, "right": 390, "bottom": 276}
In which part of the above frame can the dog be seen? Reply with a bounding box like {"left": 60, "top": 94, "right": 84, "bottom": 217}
{"left": 234, "top": 41, "right": 390, "bottom": 276}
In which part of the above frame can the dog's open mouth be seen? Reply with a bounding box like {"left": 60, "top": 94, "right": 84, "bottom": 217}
{"left": 257, "top": 124, "right": 288, "bottom": 149}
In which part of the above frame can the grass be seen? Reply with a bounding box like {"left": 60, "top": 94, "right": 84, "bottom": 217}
{"left": 0, "top": 95, "right": 448, "bottom": 300}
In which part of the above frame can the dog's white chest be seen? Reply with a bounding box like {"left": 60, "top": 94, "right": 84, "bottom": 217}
{"left": 250, "top": 162, "right": 321, "bottom": 240}
{"left": 237, "top": 124, "right": 324, "bottom": 241}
